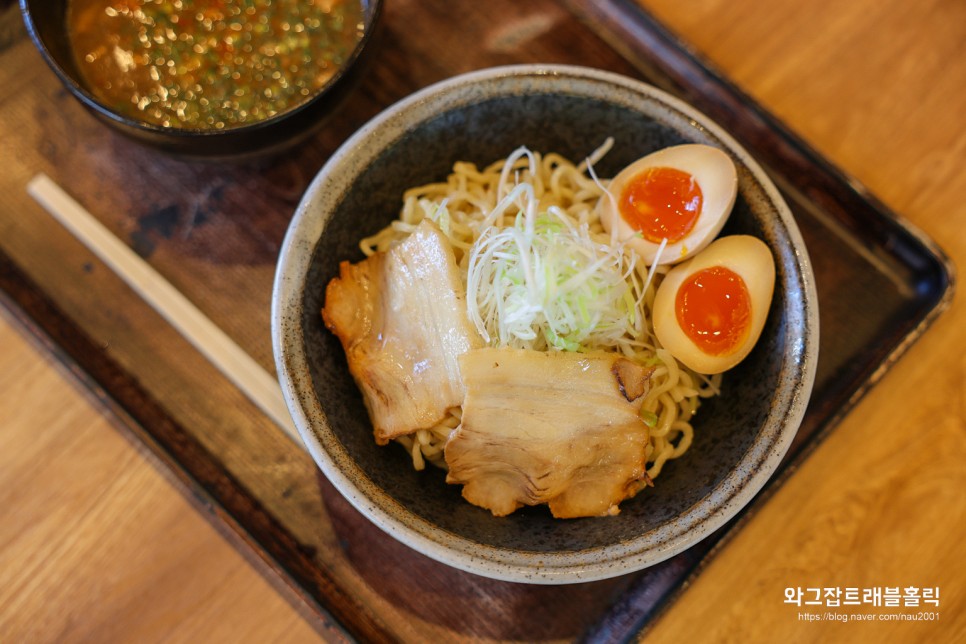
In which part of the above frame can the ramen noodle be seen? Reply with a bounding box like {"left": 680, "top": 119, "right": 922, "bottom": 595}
{"left": 358, "top": 141, "right": 721, "bottom": 486}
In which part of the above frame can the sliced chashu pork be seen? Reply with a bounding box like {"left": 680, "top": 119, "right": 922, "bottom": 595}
{"left": 322, "top": 220, "right": 482, "bottom": 444}
{"left": 445, "top": 348, "right": 654, "bottom": 518}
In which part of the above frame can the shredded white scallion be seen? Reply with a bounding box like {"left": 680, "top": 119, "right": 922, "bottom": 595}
{"left": 466, "top": 170, "right": 645, "bottom": 353}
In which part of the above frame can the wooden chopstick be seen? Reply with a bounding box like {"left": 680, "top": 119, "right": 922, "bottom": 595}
{"left": 27, "top": 173, "right": 304, "bottom": 450}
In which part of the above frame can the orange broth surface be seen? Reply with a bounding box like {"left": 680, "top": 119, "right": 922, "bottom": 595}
{"left": 67, "top": 0, "right": 364, "bottom": 129}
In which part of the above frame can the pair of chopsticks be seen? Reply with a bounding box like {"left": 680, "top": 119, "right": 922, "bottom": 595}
{"left": 27, "top": 173, "right": 304, "bottom": 450}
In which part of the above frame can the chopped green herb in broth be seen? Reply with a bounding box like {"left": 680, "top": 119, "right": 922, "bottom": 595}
{"left": 68, "top": 0, "right": 365, "bottom": 129}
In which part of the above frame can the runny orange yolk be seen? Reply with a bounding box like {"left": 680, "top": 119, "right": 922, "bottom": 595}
{"left": 675, "top": 266, "right": 751, "bottom": 356}
{"left": 619, "top": 167, "right": 703, "bottom": 243}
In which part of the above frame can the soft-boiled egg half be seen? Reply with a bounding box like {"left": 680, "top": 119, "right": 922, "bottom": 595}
{"left": 598, "top": 144, "right": 738, "bottom": 265}
{"left": 652, "top": 235, "right": 775, "bottom": 374}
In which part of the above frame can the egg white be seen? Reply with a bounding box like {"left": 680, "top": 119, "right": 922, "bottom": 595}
{"left": 652, "top": 235, "right": 775, "bottom": 374}
{"left": 598, "top": 144, "right": 738, "bottom": 265}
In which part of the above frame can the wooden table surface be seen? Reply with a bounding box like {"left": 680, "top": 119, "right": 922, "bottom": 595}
{"left": 2, "top": 0, "right": 964, "bottom": 641}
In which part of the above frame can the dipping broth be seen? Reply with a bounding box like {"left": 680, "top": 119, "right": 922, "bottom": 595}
{"left": 67, "top": 0, "right": 365, "bottom": 130}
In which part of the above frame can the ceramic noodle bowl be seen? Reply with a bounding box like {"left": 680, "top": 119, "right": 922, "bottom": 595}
{"left": 272, "top": 64, "right": 818, "bottom": 583}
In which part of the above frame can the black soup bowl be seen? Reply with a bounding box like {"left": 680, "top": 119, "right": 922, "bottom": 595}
{"left": 272, "top": 65, "right": 819, "bottom": 583}
{"left": 20, "top": 0, "right": 383, "bottom": 159}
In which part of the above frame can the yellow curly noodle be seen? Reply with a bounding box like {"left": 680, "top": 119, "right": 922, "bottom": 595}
{"left": 359, "top": 140, "right": 721, "bottom": 485}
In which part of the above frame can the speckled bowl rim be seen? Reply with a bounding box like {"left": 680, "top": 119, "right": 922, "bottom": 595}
{"left": 272, "top": 64, "right": 819, "bottom": 584}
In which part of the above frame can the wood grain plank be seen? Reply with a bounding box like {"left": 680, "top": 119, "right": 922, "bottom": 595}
{"left": 0, "top": 314, "right": 338, "bottom": 643}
